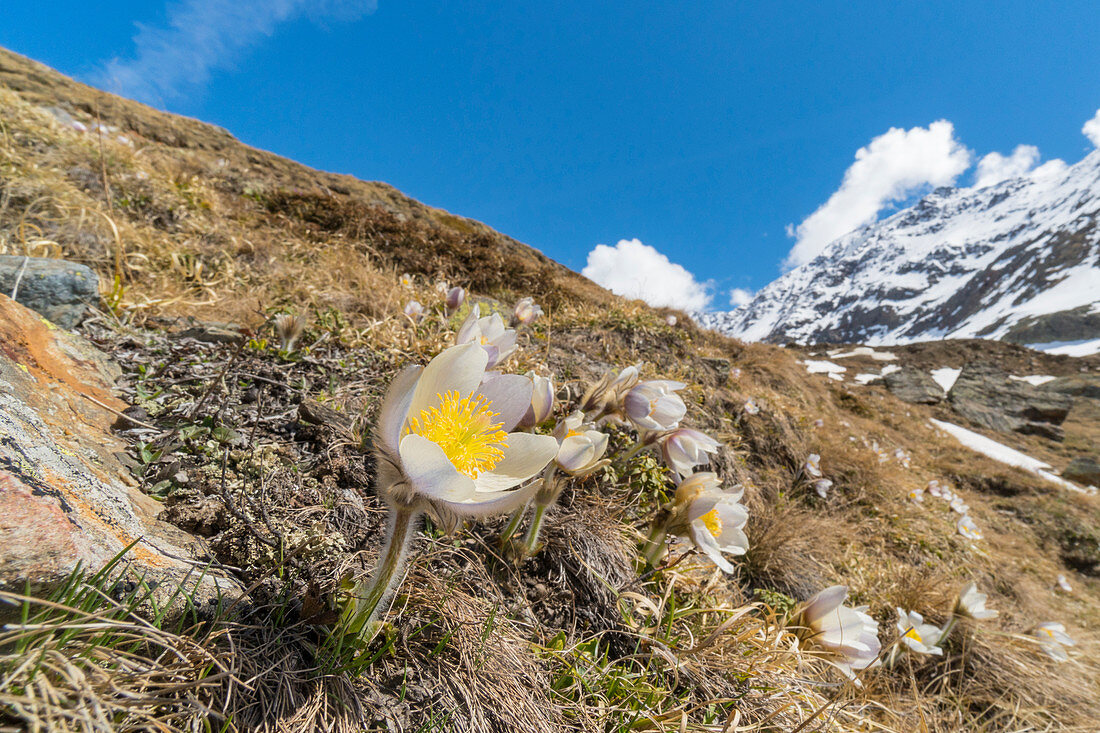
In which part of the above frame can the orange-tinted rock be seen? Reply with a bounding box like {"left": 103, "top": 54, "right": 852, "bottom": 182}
{"left": 0, "top": 293, "right": 237, "bottom": 601}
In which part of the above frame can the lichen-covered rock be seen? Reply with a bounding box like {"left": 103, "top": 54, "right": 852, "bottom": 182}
{"left": 883, "top": 367, "right": 944, "bottom": 404}
{"left": 0, "top": 293, "right": 238, "bottom": 604}
{"left": 0, "top": 255, "right": 99, "bottom": 328}
{"left": 948, "top": 362, "right": 1074, "bottom": 440}
{"left": 1063, "top": 457, "right": 1100, "bottom": 488}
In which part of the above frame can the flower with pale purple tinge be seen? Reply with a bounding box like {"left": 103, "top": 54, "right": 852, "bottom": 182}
{"left": 803, "top": 454, "right": 823, "bottom": 479}
{"left": 374, "top": 343, "right": 559, "bottom": 528}
{"left": 664, "top": 473, "right": 749, "bottom": 573}
{"left": 908, "top": 487, "right": 924, "bottom": 504}
{"left": 812, "top": 478, "right": 833, "bottom": 499}
{"left": 445, "top": 286, "right": 466, "bottom": 314}
{"left": 790, "top": 585, "right": 881, "bottom": 684}
{"left": 742, "top": 398, "right": 759, "bottom": 415}
{"left": 957, "top": 515, "right": 982, "bottom": 541}
{"left": 895, "top": 608, "right": 944, "bottom": 656}
{"left": 927, "top": 480, "right": 943, "bottom": 498}
{"left": 403, "top": 300, "right": 425, "bottom": 323}
{"left": 659, "top": 427, "right": 721, "bottom": 481}
{"left": 513, "top": 297, "right": 543, "bottom": 326}
{"left": 456, "top": 304, "right": 518, "bottom": 369}
{"left": 1056, "top": 574, "right": 1072, "bottom": 593}
{"left": 813, "top": 418, "right": 824, "bottom": 428}
{"left": 518, "top": 371, "right": 555, "bottom": 429}
{"left": 665, "top": 315, "right": 677, "bottom": 326}
{"left": 1033, "top": 622, "right": 1075, "bottom": 662}
{"left": 954, "top": 582, "right": 997, "bottom": 620}
{"left": 623, "top": 380, "right": 687, "bottom": 431}
{"left": 730, "top": 367, "right": 742, "bottom": 380}
{"left": 551, "top": 411, "right": 609, "bottom": 477}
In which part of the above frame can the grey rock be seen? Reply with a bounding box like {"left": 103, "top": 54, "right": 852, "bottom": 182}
{"left": 0, "top": 255, "right": 99, "bottom": 329}
{"left": 948, "top": 362, "right": 1074, "bottom": 440}
{"left": 171, "top": 322, "right": 245, "bottom": 344}
{"left": 1041, "top": 375, "right": 1100, "bottom": 401}
{"left": 1063, "top": 457, "right": 1100, "bottom": 487}
{"left": 884, "top": 367, "right": 944, "bottom": 404}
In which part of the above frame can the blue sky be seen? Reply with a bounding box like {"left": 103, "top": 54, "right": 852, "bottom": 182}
{"left": 4, "top": 1, "right": 1099, "bottom": 310}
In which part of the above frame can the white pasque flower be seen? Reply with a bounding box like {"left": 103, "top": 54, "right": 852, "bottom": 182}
{"left": 908, "top": 487, "right": 925, "bottom": 504}
{"left": 1032, "top": 622, "right": 1076, "bottom": 662}
{"left": 445, "top": 286, "right": 466, "bottom": 313}
{"left": 927, "top": 480, "right": 943, "bottom": 498}
{"left": 551, "top": 411, "right": 609, "bottom": 476}
{"left": 518, "top": 371, "right": 555, "bottom": 428}
{"left": 742, "top": 398, "right": 759, "bottom": 415}
{"left": 403, "top": 300, "right": 425, "bottom": 322}
{"left": 812, "top": 478, "right": 833, "bottom": 499}
{"left": 1056, "top": 574, "right": 1072, "bottom": 593}
{"left": 623, "top": 380, "right": 687, "bottom": 431}
{"left": 667, "top": 472, "right": 749, "bottom": 573}
{"left": 399, "top": 273, "right": 414, "bottom": 287}
{"left": 665, "top": 315, "right": 677, "bottom": 326}
{"left": 375, "top": 343, "right": 559, "bottom": 527}
{"left": 803, "top": 453, "right": 823, "bottom": 479}
{"left": 950, "top": 497, "right": 969, "bottom": 514}
{"left": 659, "top": 427, "right": 720, "bottom": 481}
{"left": 957, "top": 515, "right": 982, "bottom": 541}
{"left": 791, "top": 585, "right": 881, "bottom": 683}
{"left": 513, "top": 296, "right": 543, "bottom": 325}
{"left": 456, "top": 304, "right": 518, "bottom": 369}
{"left": 955, "top": 582, "right": 998, "bottom": 620}
{"left": 896, "top": 608, "right": 944, "bottom": 656}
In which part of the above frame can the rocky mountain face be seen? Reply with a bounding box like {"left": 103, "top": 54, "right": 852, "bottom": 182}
{"left": 699, "top": 152, "right": 1100, "bottom": 347}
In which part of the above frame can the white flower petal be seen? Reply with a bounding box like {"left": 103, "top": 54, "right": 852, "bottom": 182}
{"left": 377, "top": 365, "right": 423, "bottom": 452}
{"left": 556, "top": 435, "right": 596, "bottom": 473}
{"left": 472, "top": 432, "right": 558, "bottom": 492}
{"left": 476, "top": 373, "right": 534, "bottom": 432}
{"left": 398, "top": 433, "right": 477, "bottom": 502}
{"left": 407, "top": 343, "right": 488, "bottom": 422}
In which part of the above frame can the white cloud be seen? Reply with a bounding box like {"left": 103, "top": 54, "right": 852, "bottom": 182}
{"left": 1084, "top": 109, "right": 1100, "bottom": 148}
{"left": 784, "top": 121, "right": 972, "bottom": 270}
{"left": 90, "top": 0, "right": 377, "bottom": 105}
{"left": 729, "top": 288, "right": 754, "bottom": 308}
{"left": 973, "top": 145, "right": 1040, "bottom": 188}
{"left": 582, "top": 239, "right": 711, "bottom": 311}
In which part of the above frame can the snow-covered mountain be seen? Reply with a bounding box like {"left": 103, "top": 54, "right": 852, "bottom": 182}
{"left": 700, "top": 151, "right": 1100, "bottom": 348}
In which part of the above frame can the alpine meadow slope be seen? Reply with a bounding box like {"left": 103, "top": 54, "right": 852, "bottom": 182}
{"left": 2, "top": 46, "right": 1100, "bottom": 733}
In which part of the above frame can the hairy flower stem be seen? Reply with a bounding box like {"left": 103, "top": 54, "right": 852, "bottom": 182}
{"left": 519, "top": 503, "right": 549, "bottom": 557}
{"left": 642, "top": 523, "right": 668, "bottom": 567}
{"left": 340, "top": 503, "right": 421, "bottom": 643}
{"left": 939, "top": 616, "right": 959, "bottom": 644}
{"left": 500, "top": 503, "right": 530, "bottom": 545}
{"left": 619, "top": 441, "right": 648, "bottom": 463}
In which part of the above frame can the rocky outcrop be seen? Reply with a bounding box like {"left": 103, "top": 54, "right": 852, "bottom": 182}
{"left": 0, "top": 255, "right": 99, "bottom": 328}
{"left": 884, "top": 368, "right": 944, "bottom": 404}
{"left": 1063, "top": 457, "right": 1100, "bottom": 488}
{"left": 0, "top": 293, "right": 237, "bottom": 603}
{"left": 948, "top": 363, "right": 1074, "bottom": 440}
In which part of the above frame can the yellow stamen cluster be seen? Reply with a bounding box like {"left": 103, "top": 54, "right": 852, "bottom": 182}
{"left": 405, "top": 391, "right": 508, "bottom": 478}
{"left": 699, "top": 508, "right": 723, "bottom": 539}
{"left": 904, "top": 627, "right": 923, "bottom": 643}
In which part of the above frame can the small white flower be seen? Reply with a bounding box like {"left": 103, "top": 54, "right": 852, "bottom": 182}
{"left": 665, "top": 315, "right": 677, "bottom": 326}
{"left": 659, "top": 427, "right": 721, "bottom": 481}
{"left": 513, "top": 296, "right": 543, "bottom": 325}
{"left": 955, "top": 582, "right": 998, "bottom": 620}
{"left": 519, "top": 371, "right": 555, "bottom": 428}
{"left": 791, "top": 585, "right": 881, "bottom": 683}
{"left": 927, "top": 480, "right": 942, "bottom": 498}
{"left": 552, "top": 411, "right": 609, "bottom": 476}
{"left": 399, "top": 273, "right": 413, "bottom": 287}
{"left": 668, "top": 473, "right": 749, "bottom": 573}
{"left": 1032, "top": 622, "right": 1075, "bottom": 662}
{"left": 1056, "top": 574, "right": 1072, "bottom": 593}
{"left": 403, "top": 300, "right": 425, "bottom": 322}
{"left": 456, "top": 304, "right": 519, "bottom": 369}
{"left": 434, "top": 280, "right": 450, "bottom": 296}
{"left": 950, "top": 497, "right": 969, "bottom": 514}
{"left": 908, "top": 487, "right": 924, "bottom": 504}
{"left": 803, "top": 453, "right": 823, "bottom": 479}
{"left": 957, "top": 515, "right": 982, "bottom": 541}
{"left": 730, "top": 367, "right": 742, "bottom": 380}
{"left": 374, "top": 343, "right": 559, "bottom": 528}
{"left": 940, "top": 487, "right": 955, "bottom": 502}
{"left": 812, "top": 478, "right": 833, "bottom": 499}
{"left": 445, "top": 286, "right": 466, "bottom": 313}
{"left": 896, "top": 608, "right": 944, "bottom": 656}
{"left": 623, "top": 380, "right": 687, "bottom": 431}
{"left": 742, "top": 398, "right": 759, "bottom": 415}
{"left": 812, "top": 418, "right": 824, "bottom": 428}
